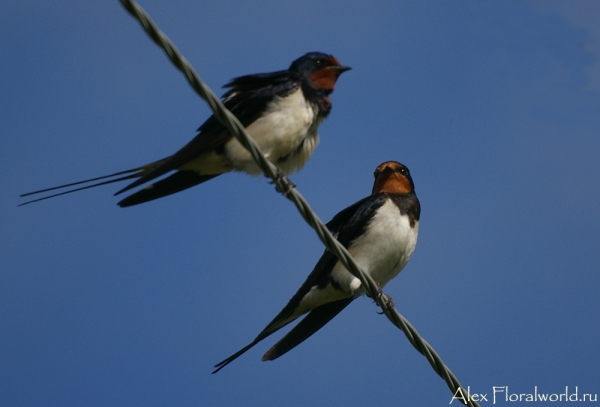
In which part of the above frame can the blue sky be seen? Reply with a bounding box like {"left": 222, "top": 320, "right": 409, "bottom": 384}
{"left": 2, "top": 1, "right": 599, "bottom": 406}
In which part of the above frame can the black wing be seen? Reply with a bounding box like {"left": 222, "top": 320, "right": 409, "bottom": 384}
{"left": 116, "top": 71, "right": 301, "bottom": 196}
{"left": 261, "top": 297, "right": 354, "bottom": 361}
{"left": 257, "top": 195, "right": 384, "bottom": 332}
{"left": 212, "top": 194, "right": 389, "bottom": 372}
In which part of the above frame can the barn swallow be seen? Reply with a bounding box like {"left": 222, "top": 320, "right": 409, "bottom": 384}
{"left": 212, "top": 161, "right": 421, "bottom": 373}
{"left": 19, "top": 52, "right": 350, "bottom": 207}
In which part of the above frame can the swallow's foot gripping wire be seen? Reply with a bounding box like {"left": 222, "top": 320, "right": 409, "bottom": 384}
{"left": 270, "top": 167, "right": 296, "bottom": 196}
{"left": 373, "top": 283, "right": 394, "bottom": 314}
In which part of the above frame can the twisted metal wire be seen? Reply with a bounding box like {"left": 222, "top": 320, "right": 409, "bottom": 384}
{"left": 118, "top": 1, "right": 478, "bottom": 405}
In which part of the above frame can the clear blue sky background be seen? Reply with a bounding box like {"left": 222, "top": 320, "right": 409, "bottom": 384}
{"left": 2, "top": 1, "right": 599, "bottom": 406}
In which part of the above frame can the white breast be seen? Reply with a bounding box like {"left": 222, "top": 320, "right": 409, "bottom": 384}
{"left": 281, "top": 198, "right": 418, "bottom": 323}
{"left": 331, "top": 199, "right": 419, "bottom": 296}
{"left": 224, "top": 87, "right": 319, "bottom": 175}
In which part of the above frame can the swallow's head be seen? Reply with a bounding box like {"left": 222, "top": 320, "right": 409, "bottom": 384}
{"left": 372, "top": 161, "right": 415, "bottom": 195}
{"left": 289, "top": 52, "right": 351, "bottom": 93}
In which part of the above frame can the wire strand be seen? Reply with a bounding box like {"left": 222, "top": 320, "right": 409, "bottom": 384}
{"left": 118, "top": 1, "right": 479, "bottom": 405}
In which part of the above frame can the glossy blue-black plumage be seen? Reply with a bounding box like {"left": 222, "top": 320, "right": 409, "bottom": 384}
{"left": 213, "top": 189, "right": 419, "bottom": 373}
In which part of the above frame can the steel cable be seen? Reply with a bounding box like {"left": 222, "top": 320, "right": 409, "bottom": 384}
{"left": 119, "top": 1, "right": 479, "bottom": 405}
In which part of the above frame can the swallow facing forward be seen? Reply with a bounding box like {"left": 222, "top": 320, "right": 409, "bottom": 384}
{"left": 213, "top": 161, "right": 420, "bottom": 373}
{"left": 20, "top": 52, "right": 350, "bottom": 207}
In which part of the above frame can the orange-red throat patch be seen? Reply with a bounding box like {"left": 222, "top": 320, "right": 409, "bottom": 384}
{"left": 308, "top": 57, "right": 344, "bottom": 91}
{"left": 372, "top": 161, "right": 413, "bottom": 194}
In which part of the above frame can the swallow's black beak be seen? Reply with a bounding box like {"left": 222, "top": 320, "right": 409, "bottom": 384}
{"left": 331, "top": 65, "right": 352, "bottom": 73}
